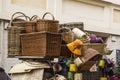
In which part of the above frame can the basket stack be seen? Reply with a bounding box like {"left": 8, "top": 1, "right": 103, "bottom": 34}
{"left": 7, "top": 12, "right": 62, "bottom": 58}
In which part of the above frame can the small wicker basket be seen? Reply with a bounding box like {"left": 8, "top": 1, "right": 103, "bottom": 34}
{"left": 36, "top": 12, "right": 59, "bottom": 32}
{"left": 10, "top": 12, "right": 30, "bottom": 27}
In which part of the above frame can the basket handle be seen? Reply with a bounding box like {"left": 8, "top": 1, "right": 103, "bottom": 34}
{"left": 30, "top": 15, "right": 40, "bottom": 21}
{"left": 11, "top": 12, "right": 29, "bottom": 21}
{"left": 6, "top": 12, "right": 30, "bottom": 30}
{"left": 42, "top": 12, "right": 55, "bottom": 20}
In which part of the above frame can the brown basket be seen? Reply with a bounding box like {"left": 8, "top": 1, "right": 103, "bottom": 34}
{"left": 25, "top": 21, "right": 36, "bottom": 33}
{"left": 9, "top": 12, "right": 37, "bottom": 33}
{"left": 79, "top": 61, "right": 96, "bottom": 71}
{"left": 20, "top": 32, "right": 62, "bottom": 57}
{"left": 7, "top": 26, "right": 25, "bottom": 57}
{"left": 82, "top": 43, "right": 106, "bottom": 55}
{"left": 25, "top": 15, "right": 40, "bottom": 33}
{"left": 36, "top": 12, "right": 59, "bottom": 32}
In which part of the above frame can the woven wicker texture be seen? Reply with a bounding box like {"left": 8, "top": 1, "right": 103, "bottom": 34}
{"left": 20, "top": 32, "right": 62, "bottom": 57}
{"left": 8, "top": 26, "right": 25, "bottom": 57}
{"left": 36, "top": 12, "right": 59, "bottom": 32}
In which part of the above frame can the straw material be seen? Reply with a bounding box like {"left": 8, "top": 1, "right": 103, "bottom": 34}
{"left": 8, "top": 26, "right": 25, "bottom": 57}
{"left": 36, "top": 12, "right": 59, "bottom": 32}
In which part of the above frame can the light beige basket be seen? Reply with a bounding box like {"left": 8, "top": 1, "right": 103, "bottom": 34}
{"left": 82, "top": 43, "right": 106, "bottom": 55}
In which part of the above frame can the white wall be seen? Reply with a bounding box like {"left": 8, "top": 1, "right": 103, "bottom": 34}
{"left": 1, "top": 0, "right": 120, "bottom": 72}
{"left": 51, "top": 0, "right": 120, "bottom": 35}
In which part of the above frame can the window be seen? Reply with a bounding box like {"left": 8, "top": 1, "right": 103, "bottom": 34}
{"left": 113, "top": 9, "right": 120, "bottom": 23}
{"left": 11, "top": 0, "right": 46, "bottom": 9}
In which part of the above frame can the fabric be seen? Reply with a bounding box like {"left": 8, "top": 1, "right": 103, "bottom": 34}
{"left": 9, "top": 61, "right": 50, "bottom": 80}
{"left": 10, "top": 69, "right": 44, "bottom": 80}
{"left": 9, "top": 61, "right": 50, "bottom": 73}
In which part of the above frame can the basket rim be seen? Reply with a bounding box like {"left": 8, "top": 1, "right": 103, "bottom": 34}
{"left": 20, "top": 31, "right": 61, "bottom": 36}
{"left": 37, "top": 19, "right": 59, "bottom": 22}
{"left": 83, "top": 43, "right": 107, "bottom": 46}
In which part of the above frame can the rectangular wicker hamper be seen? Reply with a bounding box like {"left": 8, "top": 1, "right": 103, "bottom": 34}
{"left": 82, "top": 43, "right": 106, "bottom": 55}
{"left": 20, "top": 31, "right": 62, "bottom": 58}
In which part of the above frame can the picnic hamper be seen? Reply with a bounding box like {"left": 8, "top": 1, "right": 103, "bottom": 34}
{"left": 20, "top": 31, "right": 62, "bottom": 57}
{"left": 36, "top": 12, "right": 59, "bottom": 32}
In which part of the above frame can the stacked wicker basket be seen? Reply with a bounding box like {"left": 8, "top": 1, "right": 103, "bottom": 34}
{"left": 7, "top": 12, "right": 62, "bottom": 58}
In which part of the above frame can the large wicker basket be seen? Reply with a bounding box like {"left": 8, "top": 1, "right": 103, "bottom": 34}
{"left": 36, "top": 12, "right": 59, "bottom": 32}
{"left": 20, "top": 31, "right": 62, "bottom": 58}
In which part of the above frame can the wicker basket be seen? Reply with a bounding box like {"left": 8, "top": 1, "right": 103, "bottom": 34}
{"left": 25, "top": 21, "right": 36, "bottom": 33}
{"left": 79, "top": 61, "right": 96, "bottom": 71}
{"left": 59, "top": 22, "right": 84, "bottom": 30}
{"left": 36, "top": 12, "right": 59, "bottom": 32}
{"left": 82, "top": 43, "right": 106, "bottom": 55}
{"left": 10, "top": 12, "right": 29, "bottom": 27}
{"left": 25, "top": 15, "right": 39, "bottom": 33}
{"left": 79, "top": 71, "right": 101, "bottom": 80}
{"left": 7, "top": 26, "right": 25, "bottom": 57}
{"left": 20, "top": 32, "right": 62, "bottom": 57}
{"left": 10, "top": 12, "right": 38, "bottom": 33}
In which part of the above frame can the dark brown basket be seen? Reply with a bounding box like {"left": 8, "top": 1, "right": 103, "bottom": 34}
{"left": 20, "top": 32, "right": 62, "bottom": 57}
{"left": 36, "top": 12, "right": 59, "bottom": 32}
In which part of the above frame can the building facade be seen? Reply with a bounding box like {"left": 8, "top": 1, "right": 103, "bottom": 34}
{"left": 0, "top": 0, "right": 120, "bottom": 72}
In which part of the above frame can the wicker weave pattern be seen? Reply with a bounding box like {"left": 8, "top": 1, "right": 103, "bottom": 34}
{"left": 8, "top": 26, "right": 25, "bottom": 57}
{"left": 36, "top": 12, "right": 59, "bottom": 32}
{"left": 20, "top": 32, "right": 62, "bottom": 57}
{"left": 82, "top": 43, "right": 106, "bottom": 54}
